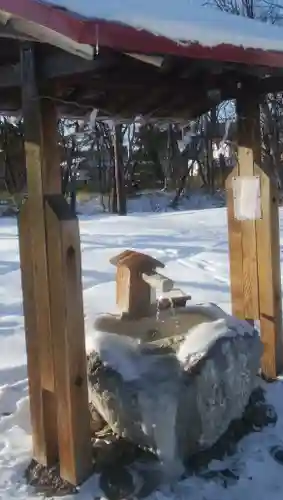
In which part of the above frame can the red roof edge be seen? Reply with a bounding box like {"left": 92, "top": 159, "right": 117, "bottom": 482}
{"left": 0, "top": 0, "right": 86, "bottom": 41}
{"left": 1, "top": 0, "right": 283, "bottom": 69}
{"left": 84, "top": 19, "right": 283, "bottom": 68}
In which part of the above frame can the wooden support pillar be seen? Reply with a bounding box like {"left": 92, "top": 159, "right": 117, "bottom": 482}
{"left": 18, "top": 43, "right": 92, "bottom": 484}
{"left": 226, "top": 84, "right": 283, "bottom": 379}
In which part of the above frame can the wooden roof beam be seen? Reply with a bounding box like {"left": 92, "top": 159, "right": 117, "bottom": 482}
{"left": 0, "top": 14, "right": 93, "bottom": 59}
{"left": 0, "top": 22, "right": 36, "bottom": 41}
{"left": 124, "top": 52, "right": 164, "bottom": 67}
{"left": 0, "top": 50, "right": 118, "bottom": 89}
{"left": 0, "top": 47, "right": 281, "bottom": 95}
{"left": 260, "top": 75, "right": 283, "bottom": 94}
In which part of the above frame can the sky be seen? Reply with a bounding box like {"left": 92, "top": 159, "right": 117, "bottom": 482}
{"left": 44, "top": 0, "right": 283, "bottom": 19}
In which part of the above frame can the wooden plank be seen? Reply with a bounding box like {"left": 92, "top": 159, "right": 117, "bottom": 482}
{"left": 252, "top": 96, "right": 282, "bottom": 377}
{"left": 142, "top": 271, "right": 174, "bottom": 293}
{"left": 18, "top": 201, "right": 57, "bottom": 465}
{"left": 20, "top": 43, "right": 55, "bottom": 393}
{"left": 20, "top": 43, "right": 58, "bottom": 466}
{"left": 237, "top": 93, "right": 260, "bottom": 320}
{"left": 236, "top": 85, "right": 283, "bottom": 378}
{"left": 116, "top": 266, "right": 131, "bottom": 314}
{"left": 45, "top": 195, "right": 92, "bottom": 484}
{"left": 226, "top": 166, "right": 245, "bottom": 318}
{"left": 20, "top": 42, "right": 92, "bottom": 482}
{"left": 40, "top": 99, "right": 61, "bottom": 194}
{"left": 255, "top": 169, "right": 283, "bottom": 378}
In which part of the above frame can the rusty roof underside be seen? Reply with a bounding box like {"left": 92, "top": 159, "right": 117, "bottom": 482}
{"left": 0, "top": 0, "right": 283, "bottom": 121}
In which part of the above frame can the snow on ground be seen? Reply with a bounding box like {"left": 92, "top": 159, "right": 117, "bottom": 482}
{"left": 0, "top": 193, "right": 283, "bottom": 500}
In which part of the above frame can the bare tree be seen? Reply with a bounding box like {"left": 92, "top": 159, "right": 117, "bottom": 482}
{"left": 206, "top": 0, "right": 283, "bottom": 187}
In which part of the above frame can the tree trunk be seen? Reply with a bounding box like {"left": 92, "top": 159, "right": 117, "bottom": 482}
{"left": 113, "top": 124, "right": 127, "bottom": 215}
{"left": 109, "top": 164, "right": 118, "bottom": 214}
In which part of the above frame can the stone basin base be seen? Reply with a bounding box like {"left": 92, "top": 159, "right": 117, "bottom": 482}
{"left": 88, "top": 303, "right": 262, "bottom": 475}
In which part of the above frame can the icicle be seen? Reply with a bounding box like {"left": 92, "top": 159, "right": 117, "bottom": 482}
{"left": 89, "top": 108, "right": 98, "bottom": 129}
{"left": 177, "top": 127, "right": 193, "bottom": 153}
{"left": 95, "top": 23, "right": 100, "bottom": 55}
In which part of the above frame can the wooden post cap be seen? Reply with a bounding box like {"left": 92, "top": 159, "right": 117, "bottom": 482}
{"left": 110, "top": 250, "right": 165, "bottom": 272}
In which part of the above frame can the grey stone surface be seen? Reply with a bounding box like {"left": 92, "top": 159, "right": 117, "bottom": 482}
{"left": 88, "top": 305, "right": 262, "bottom": 475}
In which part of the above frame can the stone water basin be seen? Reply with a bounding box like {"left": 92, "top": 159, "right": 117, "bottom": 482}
{"left": 88, "top": 303, "right": 262, "bottom": 476}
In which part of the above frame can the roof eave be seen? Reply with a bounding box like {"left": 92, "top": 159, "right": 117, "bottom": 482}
{"left": 0, "top": 9, "right": 94, "bottom": 59}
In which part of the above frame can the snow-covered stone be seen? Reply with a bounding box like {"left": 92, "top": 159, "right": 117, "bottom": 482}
{"left": 88, "top": 307, "right": 262, "bottom": 477}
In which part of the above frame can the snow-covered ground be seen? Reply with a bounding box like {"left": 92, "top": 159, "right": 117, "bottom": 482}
{"left": 0, "top": 194, "right": 283, "bottom": 500}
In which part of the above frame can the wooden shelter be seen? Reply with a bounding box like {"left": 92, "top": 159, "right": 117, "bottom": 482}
{"left": 0, "top": 0, "right": 283, "bottom": 487}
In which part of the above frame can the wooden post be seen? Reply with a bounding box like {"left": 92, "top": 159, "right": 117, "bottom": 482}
{"left": 226, "top": 84, "right": 283, "bottom": 379}
{"left": 110, "top": 250, "right": 167, "bottom": 318}
{"left": 18, "top": 43, "right": 92, "bottom": 484}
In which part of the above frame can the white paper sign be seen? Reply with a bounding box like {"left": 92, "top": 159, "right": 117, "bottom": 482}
{"left": 232, "top": 176, "right": 262, "bottom": 221}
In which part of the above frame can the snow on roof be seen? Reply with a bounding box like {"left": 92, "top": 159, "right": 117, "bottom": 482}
{"left": 43, "top": 0, "right": 283, "bottom": 53}
{"left": 2, "top": 0, "right": 283, "bottom": 66}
